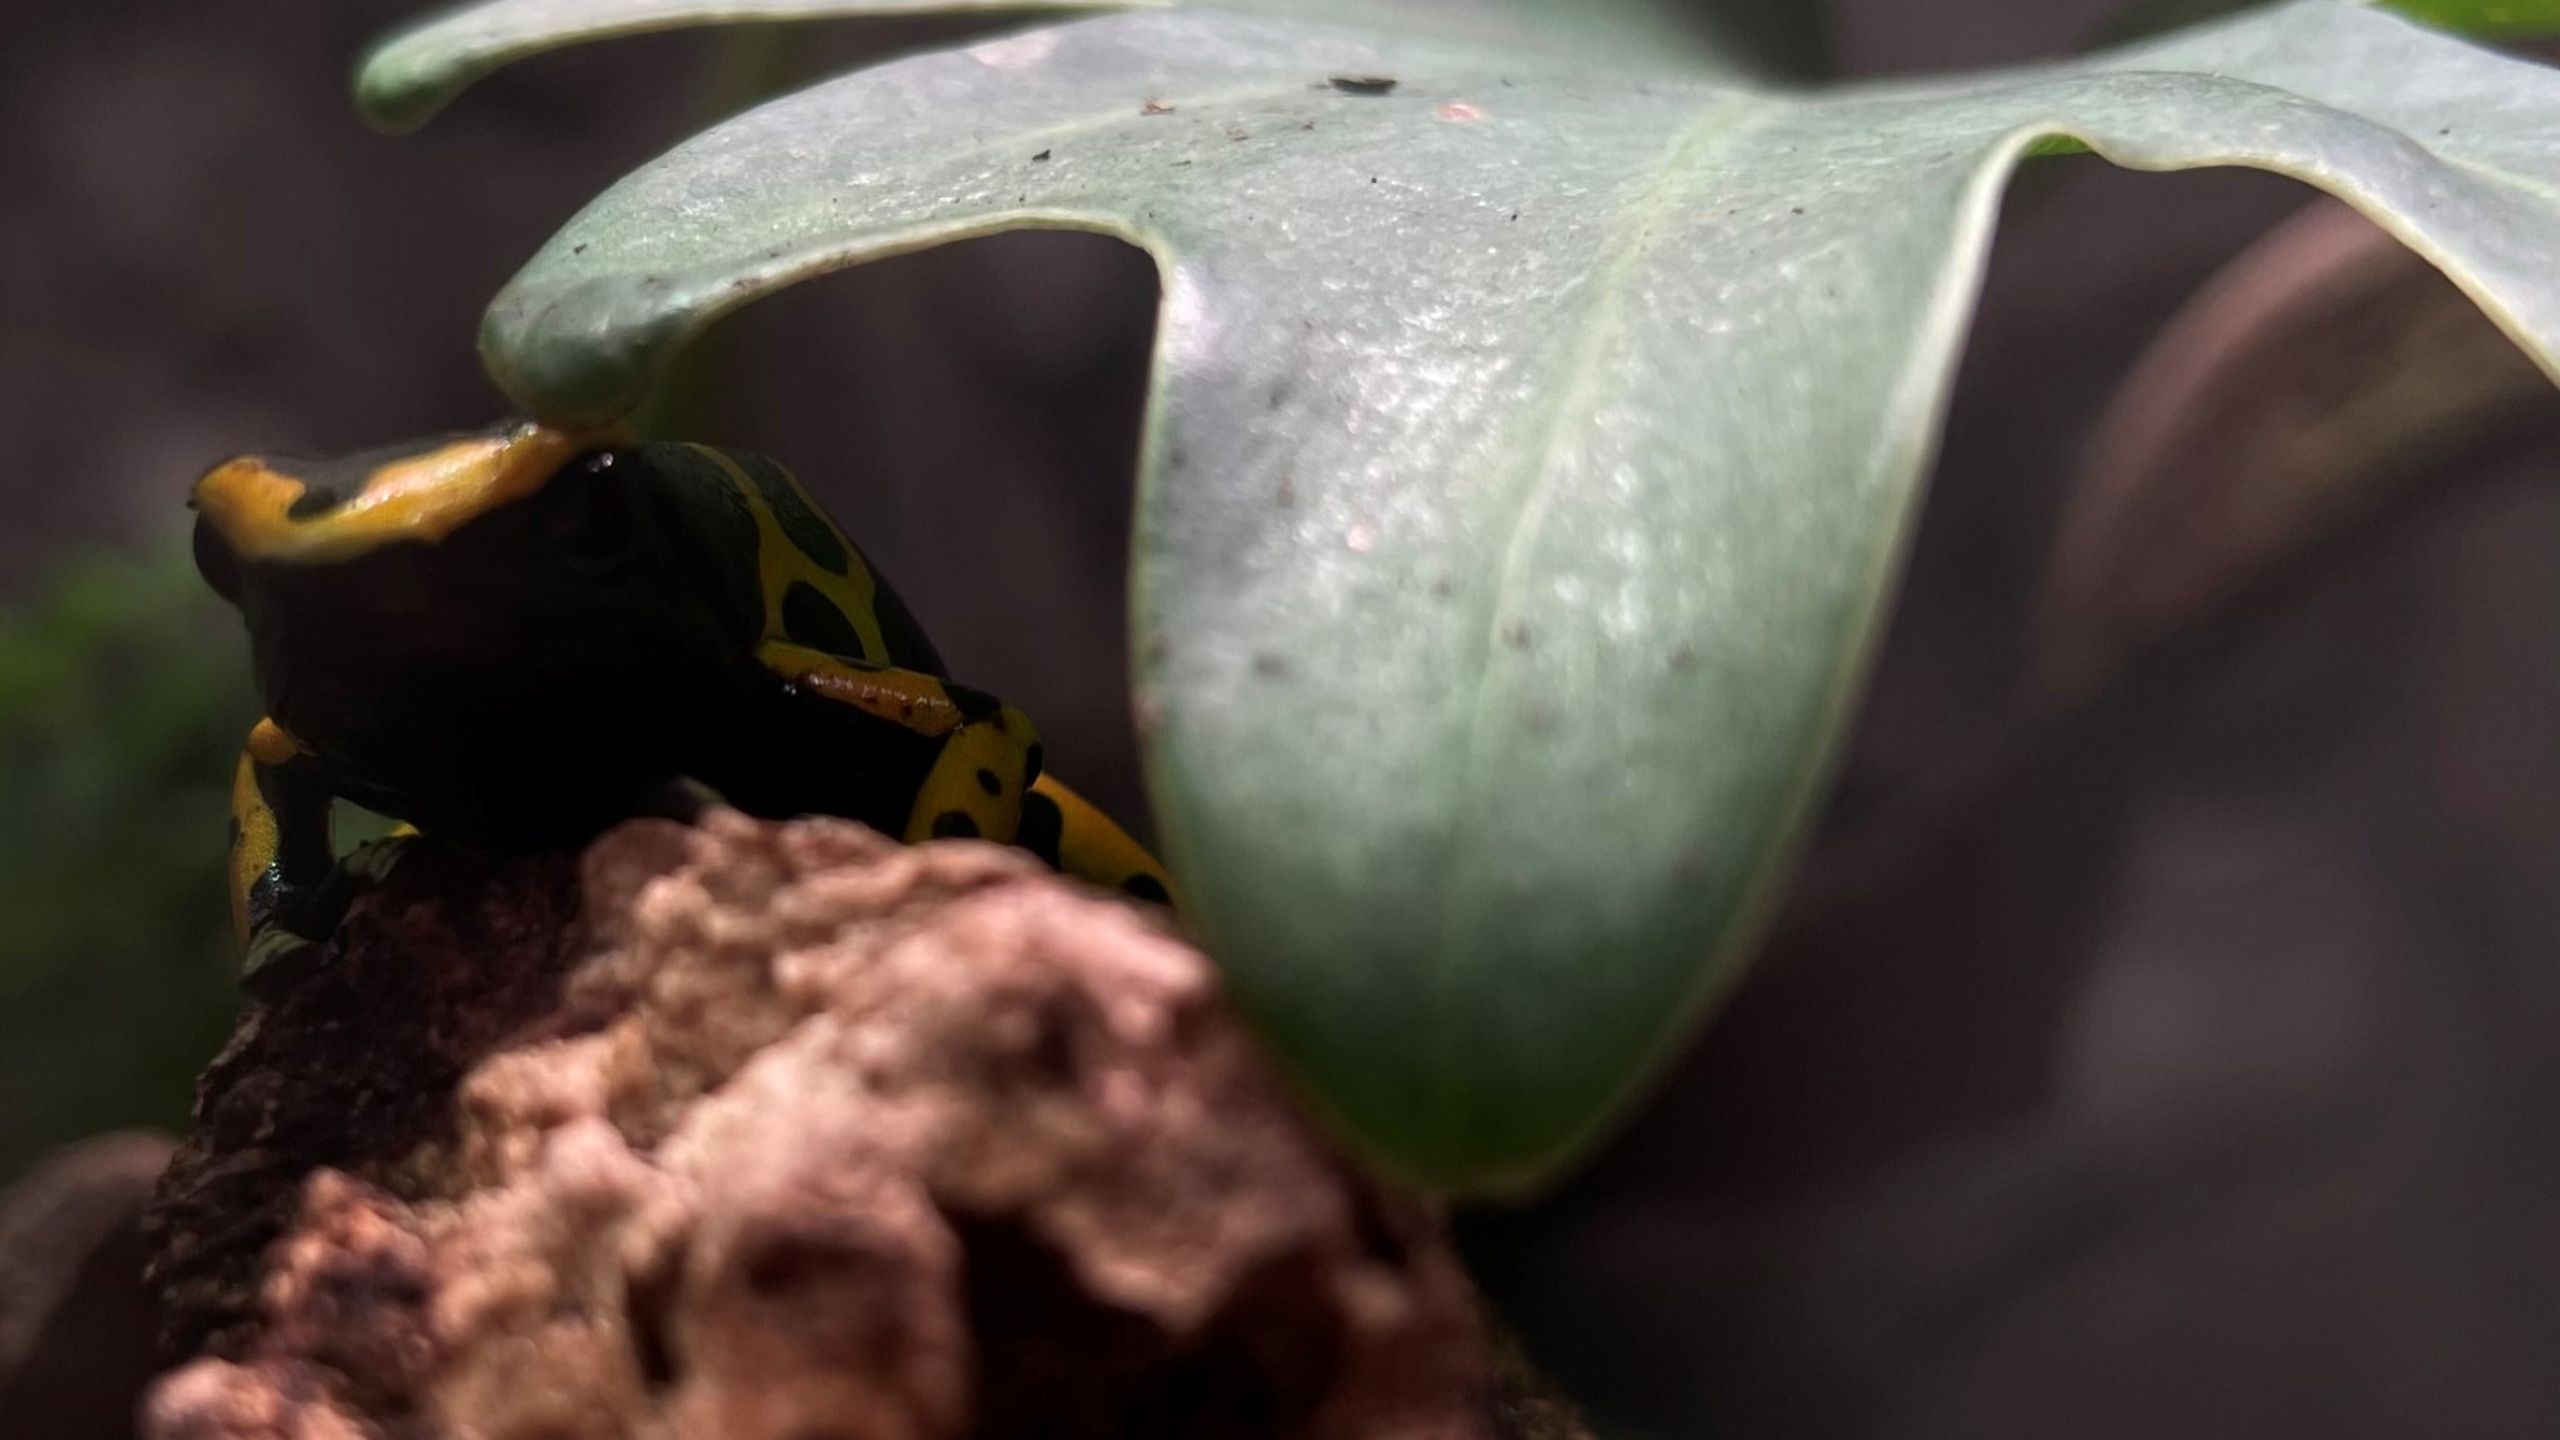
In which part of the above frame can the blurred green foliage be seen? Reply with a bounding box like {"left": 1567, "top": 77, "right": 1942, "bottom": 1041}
{"left": 2099, "top": 0, "right": 2560, "bottom": 43}
{"left": 0, "top": 538, "right": 253, "bottom": 1185}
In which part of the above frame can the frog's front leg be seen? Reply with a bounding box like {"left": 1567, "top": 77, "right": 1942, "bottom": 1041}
{"left": 229, "top": 718, "right": 360, "bottom": 992}
{"left": 758, "top": 639, "right": 1040, "bottom": 846}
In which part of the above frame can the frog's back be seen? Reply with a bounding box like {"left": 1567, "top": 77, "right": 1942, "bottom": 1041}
{"left": 639, "top": 441, "right": 946, "bottom": 676}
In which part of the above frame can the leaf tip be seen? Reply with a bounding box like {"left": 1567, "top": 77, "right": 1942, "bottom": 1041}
{"left": 478, "top": 283, "right": 670, "bottom": 431}
{"left": 352, "top": 33, "right": 468, "bottom": 136}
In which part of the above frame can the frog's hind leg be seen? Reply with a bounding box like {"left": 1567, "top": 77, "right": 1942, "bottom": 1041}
{"left": 758, "top": 638, "right": 1036, "bottom": 847}
{"left": 1018, "top": 775, "right": 1176, "bottom": 907}
{"left": 757, "top": 639, "right": 1171, "bottom": 904}
{"left": 901, "top": 693, "right": 1040, "bottom": 845}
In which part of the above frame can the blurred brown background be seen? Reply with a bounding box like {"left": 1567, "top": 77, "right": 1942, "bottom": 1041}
{"left": 1, "top": 1, "right": 2553, "bottom": 1437}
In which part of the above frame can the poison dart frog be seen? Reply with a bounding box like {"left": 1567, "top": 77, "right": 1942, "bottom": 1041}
{"left": 190, "top": 420, "right": 1172, "bottom": 991}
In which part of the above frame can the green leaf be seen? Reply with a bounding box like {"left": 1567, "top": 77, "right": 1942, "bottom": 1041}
{"left": 357, "top": 0, "right": 1130, "bottom": 134}
{"left": 390, "top": 0, "right": 2560, "bottom": 1190}
{"left": 356, "top": 0, "right": 1811, "bottom": 135}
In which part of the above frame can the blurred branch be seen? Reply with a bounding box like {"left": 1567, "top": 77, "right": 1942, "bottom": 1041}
{"left": 2031, "top": 199, "right": 2560, "bottom": 700}
{"left": 0, "top": 1132, "right": 174, "bottom": 1437}
{"left": 1802, "top": 199, "right": 2560, "bottom": 916}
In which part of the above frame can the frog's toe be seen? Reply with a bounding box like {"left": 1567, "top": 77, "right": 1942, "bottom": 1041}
{"left": 633, "top": 775, "right": 724, "bottom": 826}
{"left": 240, "top": 925, "right": 329, "bottom": 996}
{"left": 342, "top": 834, "right": 414, "bottom": 884}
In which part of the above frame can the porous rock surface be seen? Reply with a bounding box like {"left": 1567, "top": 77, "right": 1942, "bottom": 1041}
{"left": 143, "top": 812, "right": 1496, "bottom": 1440}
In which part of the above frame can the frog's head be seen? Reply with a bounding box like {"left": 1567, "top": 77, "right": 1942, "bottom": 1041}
{"left": 189, "top": 422, "right": 686, "bottom": 718}
{"left": 190, "top": 422, "right": 593, "bottom": 579}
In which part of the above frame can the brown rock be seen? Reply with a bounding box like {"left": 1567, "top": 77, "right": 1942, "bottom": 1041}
{"left": 142, "top": 813, "right": 1500, "bottom": 1439}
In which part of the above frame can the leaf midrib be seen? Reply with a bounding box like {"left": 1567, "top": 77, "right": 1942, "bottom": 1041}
{"left": 1424, "top": 91, "right": 1775, "bottom": 1130}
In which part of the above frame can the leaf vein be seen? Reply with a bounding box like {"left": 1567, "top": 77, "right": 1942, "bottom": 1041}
{"left": 1423, "top": 92, "right": 1773, "bottom": 1120}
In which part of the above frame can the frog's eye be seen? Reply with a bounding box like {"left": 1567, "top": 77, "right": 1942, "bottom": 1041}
{"left": 538, "top": 450, "right": 637, "bottom": 571}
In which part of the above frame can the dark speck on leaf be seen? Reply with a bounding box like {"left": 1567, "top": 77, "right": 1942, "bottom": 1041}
{"left": 1328, "top": 74, "right": 1399, "bottom": 95}
{"left": 571, "top": 243, "right": 588, "bottom": 255}
{"left": 1791, "top": 206, "right": 1805, "bottom": 215}
{"left": 1031, "top": 148, "right": 1052, "bottom": 162}
{"left": 1502, "top": 621, "right": 1531, "bottom": 650}
{"left": 1252, "top": 654, "right": 1293, "bottom": 679}
{"left": 1509, "top": 211, "right": 1519, "bottom": 221}
{"left": 1670, "top": 643, "right": 1698, "bottom": 672}
{"left": 1431, "top": 576, "right": 1455, "bottom": 599}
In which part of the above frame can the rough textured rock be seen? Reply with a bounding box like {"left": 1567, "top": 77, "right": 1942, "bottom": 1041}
{"left": 142, "top": 813, "right": 1500, "bottom": 1440}
{"left": 143, "top": 844, "right": 585, "bottom": 1363}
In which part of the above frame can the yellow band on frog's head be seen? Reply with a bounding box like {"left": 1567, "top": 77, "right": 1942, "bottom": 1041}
{"left": 190, "top": 422, "right": 597, "bottom": 564}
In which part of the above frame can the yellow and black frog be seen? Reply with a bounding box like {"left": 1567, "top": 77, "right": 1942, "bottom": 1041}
{"left": 190, "top": 421, "right": 1169, "bottom": 991}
